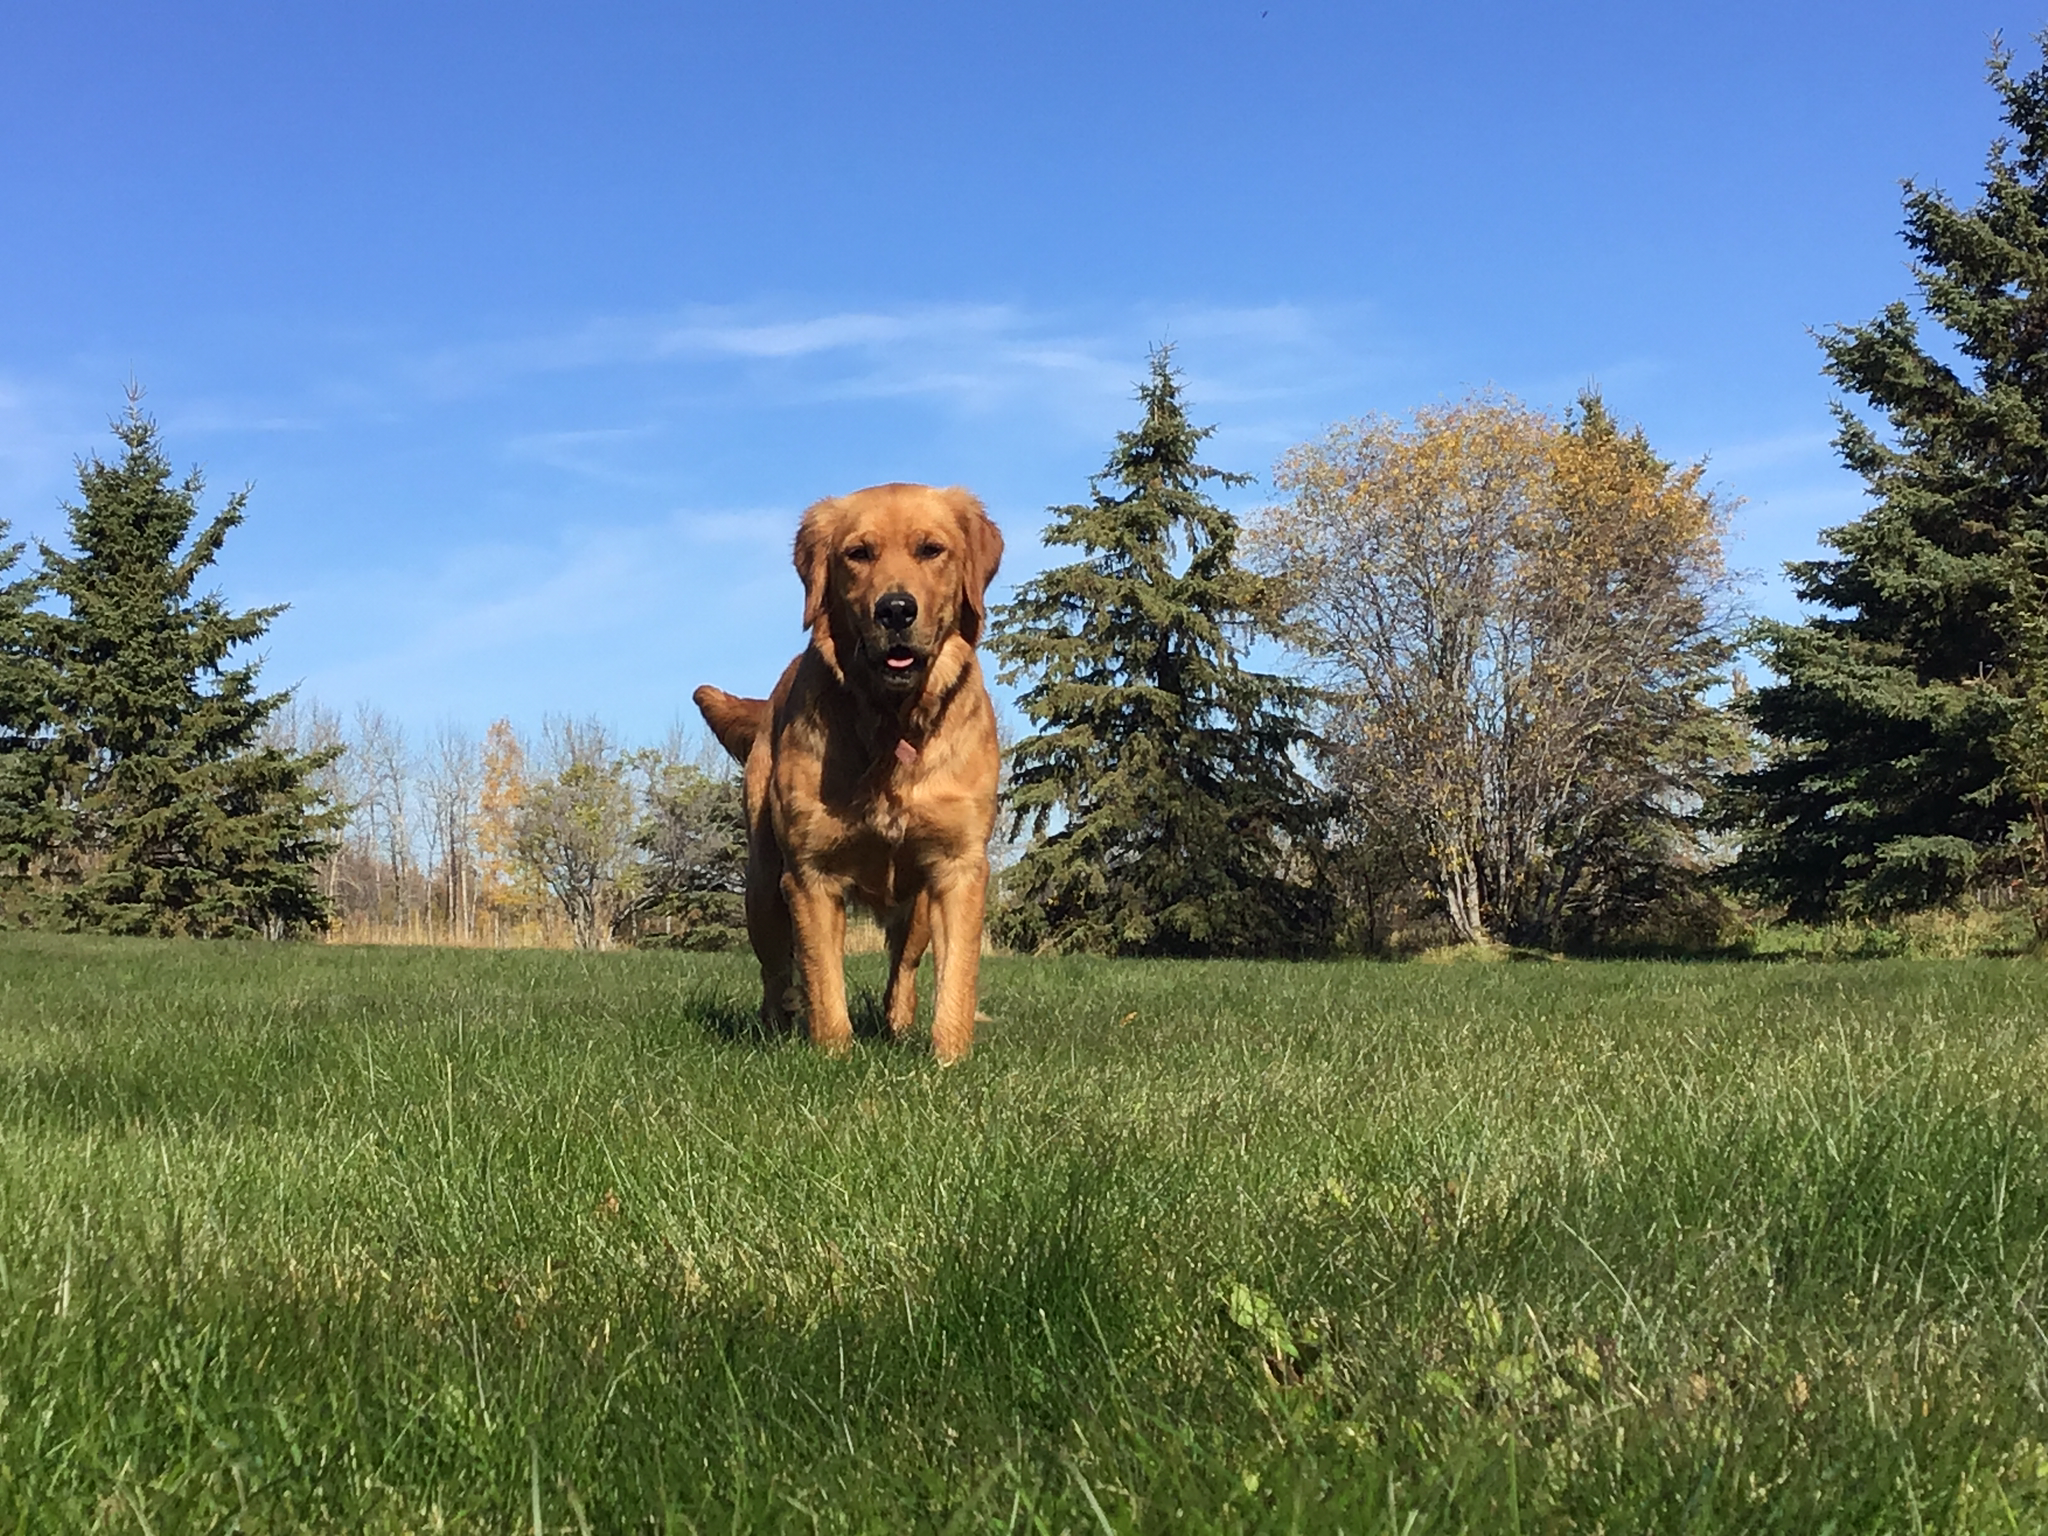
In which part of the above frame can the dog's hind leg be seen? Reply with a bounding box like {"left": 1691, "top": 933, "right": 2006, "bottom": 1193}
{"left": 882, "top": 892, "right": 933, "bottom": 1041}
{"left": 746, "top": 849, "right": 798, "bottom": 1036}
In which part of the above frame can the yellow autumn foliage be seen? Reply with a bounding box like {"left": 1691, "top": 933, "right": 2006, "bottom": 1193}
{"left": 1255, "top": 392, "right": 1737, "bottom": 947}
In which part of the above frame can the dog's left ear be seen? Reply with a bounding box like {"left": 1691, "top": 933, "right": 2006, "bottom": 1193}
{"left": 946, "top": 488, "right": 1005, "bottom": 645}
{"left": 793, "top": 497, "right": 844, "bottom": 679}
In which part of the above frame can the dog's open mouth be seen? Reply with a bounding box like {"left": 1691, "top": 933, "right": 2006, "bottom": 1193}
{"left": 881, "top": 644, "right": 925, "bottom": 677}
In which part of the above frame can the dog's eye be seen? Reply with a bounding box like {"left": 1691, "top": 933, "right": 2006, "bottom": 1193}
{"left": 915, "top": 540, "right": 946, "bottom": 561}
{"left": 843, "top": 544, "right": 876, "bottom": 564}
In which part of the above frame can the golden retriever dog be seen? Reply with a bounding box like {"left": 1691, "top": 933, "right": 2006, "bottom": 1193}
{"left": 693, "top": 483, "right": 1004, "bottom": 1063}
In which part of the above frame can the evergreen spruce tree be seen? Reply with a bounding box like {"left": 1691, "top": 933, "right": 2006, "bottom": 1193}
{"left": 1726, "top": 43, "right": 2048, "bottom": 916}
{"left": 30, "top": 394, "right": 340, "bottom": 936}
{"left": 988, "top": 348, "right": 1332, "bottom": 956}
{"left": 0, "top": 520, "right": 56, "bottom": 907}
{"left": 1995, "top": 531, "right": 2048, "bottom": 936}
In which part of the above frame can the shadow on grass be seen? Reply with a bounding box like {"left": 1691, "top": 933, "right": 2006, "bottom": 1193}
{"left": 672, "top": 981, "right": 771, "bottom": 1045}
{"left": 849, "top": 988, "right": 900, "bottom": 1043}
{"left": 673, "top": 980, "right": 918, "bottom": 1051}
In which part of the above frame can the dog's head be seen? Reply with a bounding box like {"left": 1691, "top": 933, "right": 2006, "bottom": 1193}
{"left": 793, "top": 483, "right": 1004, "bottom": 695}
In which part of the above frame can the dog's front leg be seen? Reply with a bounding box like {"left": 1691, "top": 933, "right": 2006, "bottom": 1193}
{"left": 782, "top": 872, "right": 853, "bottom": 1054}
{"left": 927, "top": 859, "right": 989, "bottom": 1065}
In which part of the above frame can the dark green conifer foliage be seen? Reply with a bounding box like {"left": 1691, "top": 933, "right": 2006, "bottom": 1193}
{"left": 989, "top": 349, "right": 1332, "bottom": 956}
{"left": 31, "top": 396, "right": 339, "bottom": 936}
{"left": 0, "top": 520, "right": 56, "bottom": 899}
{"left": 1727, "top": 44, "right": 2048, "bottom": 916}
{"left": 1996, "top": 530, "right": 2048, "bottom": 935}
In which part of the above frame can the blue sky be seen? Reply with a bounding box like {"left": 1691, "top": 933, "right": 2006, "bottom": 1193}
{"left": 0, "top": 1, "right": 2026, "bottom": 743}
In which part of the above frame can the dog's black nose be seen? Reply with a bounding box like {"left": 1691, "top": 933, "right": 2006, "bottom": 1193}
{"left": 874, "top": 591, "right": 918, "bottom": 631}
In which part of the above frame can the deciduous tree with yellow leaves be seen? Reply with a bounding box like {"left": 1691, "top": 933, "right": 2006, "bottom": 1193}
{"left": 1254, "top": 393, "right": 1741, "bottom": 949}
{"left": 473, "top": 717, "right": 546, "bottom": 937}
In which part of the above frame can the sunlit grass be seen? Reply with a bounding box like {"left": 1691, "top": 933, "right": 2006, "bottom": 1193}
{"left": 2, "top": 934, "right": 2046, "bottom": 1530}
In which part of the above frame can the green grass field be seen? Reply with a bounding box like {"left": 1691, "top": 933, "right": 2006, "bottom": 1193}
{"left": 2, "top": 935, "right": 2047, "bottom": 1532}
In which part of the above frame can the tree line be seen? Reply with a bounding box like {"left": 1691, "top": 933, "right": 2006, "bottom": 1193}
{"left": 988, "top": 357, "right": 1740, "bottom": 956}
{"left": 7, "top": 47, "right": 2048, "bottom": 955}
{"left": 262, "top": 705, "right": 747, "bottom": 949}
{"left": 0, "top": 407, "right": 745, "bottom": 947}
{"left": 991, "top": 44, "right": 2048, "bottom": 955}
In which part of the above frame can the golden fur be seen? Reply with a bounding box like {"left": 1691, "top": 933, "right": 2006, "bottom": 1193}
{"left": 693, "top": 483, "right": 1004, "bottom": 1062}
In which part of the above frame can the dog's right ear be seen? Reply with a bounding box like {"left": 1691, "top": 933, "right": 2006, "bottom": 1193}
{"left": 793, "top": 497, "right": 844, "bottom": 679}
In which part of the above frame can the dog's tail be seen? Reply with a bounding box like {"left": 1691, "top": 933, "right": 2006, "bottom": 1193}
{"left": 692, "top": 685, "right": 770, "bottom": 765}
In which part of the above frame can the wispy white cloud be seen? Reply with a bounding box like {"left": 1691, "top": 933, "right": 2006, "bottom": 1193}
{"left": 400, "top": 298, "right": 1392, "bottom": 435}
{"left": 504, "top": 423, "right": 664, "bottom": 483}
{"left": 1702, "top": 428, "right": 1837, "bottom": 476}
{"left": 656, "top": 305, "right": 1020, "bottom": 360}
{"left": 276, "top": 502, "right": 799, "bottom": 725}
{"left": 158, "top": 400, "right": 325, "bottom": 438}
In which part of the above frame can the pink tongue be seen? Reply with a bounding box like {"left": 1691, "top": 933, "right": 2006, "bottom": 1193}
{"left": 886, "top": 654, "right": 916, "bottom": 669}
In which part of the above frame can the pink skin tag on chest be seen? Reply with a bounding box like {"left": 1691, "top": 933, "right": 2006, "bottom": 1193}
{"left": 894, "top": 738, "right": 919, "bottom": 766}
